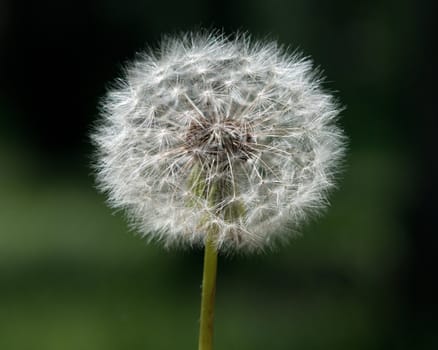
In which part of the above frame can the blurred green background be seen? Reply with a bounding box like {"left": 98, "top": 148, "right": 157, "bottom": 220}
{"left": 0, "top": 0, "right": 436, "bottom": 349}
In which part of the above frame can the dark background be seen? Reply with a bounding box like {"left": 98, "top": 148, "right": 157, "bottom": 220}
{"left": 0, "top": 0, "right": 437, "bottom": 349}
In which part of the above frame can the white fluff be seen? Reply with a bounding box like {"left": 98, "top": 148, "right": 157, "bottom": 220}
{"left": 92, "top": 31, "right": 346, "bottom": 252}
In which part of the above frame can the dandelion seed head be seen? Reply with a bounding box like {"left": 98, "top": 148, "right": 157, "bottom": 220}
{"left": 92, "top": 31, "right": 346, "bottom": 252}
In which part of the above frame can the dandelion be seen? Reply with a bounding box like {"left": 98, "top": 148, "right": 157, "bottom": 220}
{"left": 92, "top": 30, "right": 345, "bottom": 350}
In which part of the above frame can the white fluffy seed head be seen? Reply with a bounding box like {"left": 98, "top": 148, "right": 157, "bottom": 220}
{"left": 92, "top": 31, "right": 346, "bottom": 253}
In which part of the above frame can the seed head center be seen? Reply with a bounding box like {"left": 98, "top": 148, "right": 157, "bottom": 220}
{"left": 185, "top": 119, "right": 254, "bottom": 163}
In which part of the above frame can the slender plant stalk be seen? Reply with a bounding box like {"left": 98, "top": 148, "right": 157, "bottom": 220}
{"left": 198, "top": 226, "right": 219, "bottom": 350}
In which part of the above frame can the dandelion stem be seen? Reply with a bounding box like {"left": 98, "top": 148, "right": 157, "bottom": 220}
{"left": 198, "top": 226, "right": 219, "bottom": 350}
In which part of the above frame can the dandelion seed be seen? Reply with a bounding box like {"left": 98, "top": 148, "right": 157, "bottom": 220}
{"left": 92, "top": 31, "right": 346, "bottom": 253}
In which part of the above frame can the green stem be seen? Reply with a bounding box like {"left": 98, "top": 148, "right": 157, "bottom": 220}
{"left": 198, "top": 227, "right": 219, "bottom": 350}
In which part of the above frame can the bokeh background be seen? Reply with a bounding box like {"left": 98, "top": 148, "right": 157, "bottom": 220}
{"left": 1, "top": 0, "right": 436, "bottom": 349}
